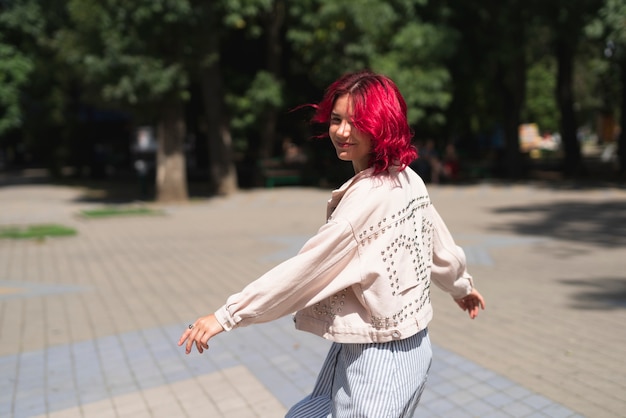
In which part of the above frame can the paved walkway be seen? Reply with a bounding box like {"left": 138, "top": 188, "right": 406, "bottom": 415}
{"left": 1, "top": 176, "right": 625, "bottom": 417}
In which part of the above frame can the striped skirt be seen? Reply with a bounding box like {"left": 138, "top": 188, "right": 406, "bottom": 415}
{"left": 286, "top": 328, "right": 432, "bottom": 418}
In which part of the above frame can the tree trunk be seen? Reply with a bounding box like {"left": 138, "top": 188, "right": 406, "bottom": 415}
{"left": 556, "top": 38, "right": 585, "bottom": 177}
{"left": 495, "top": 20, "right": 526, "bottom": 179}
{"left": 156, "top": 99, "right": 189, "bottom": 202}
{"left": 498, "top": 63, "right": 526, "bottom": 179}
{"left": 202, "top": 34, "right": 238, "bottom": 196}
{"left": 257, "top": 0, "right": 286, "bottom": 160}
{"left": 618, "top": 59, "right": 626, "bottom": 177}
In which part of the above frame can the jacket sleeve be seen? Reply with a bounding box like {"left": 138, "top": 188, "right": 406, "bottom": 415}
{"left": 429, "top": 205, "right": 474, "bottom": 299}
{"left": 214, "top": 219, "right": 359, "bottom": 331}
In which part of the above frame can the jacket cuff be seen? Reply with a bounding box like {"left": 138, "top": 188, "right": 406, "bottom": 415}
{"left": 214, "top": 305, "right": 235, "bottom": 331}
{"left": 451, "top": 275, "right": 474, "bottom": 299}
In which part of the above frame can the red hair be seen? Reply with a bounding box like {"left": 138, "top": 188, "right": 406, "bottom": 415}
{"left": 312, "top": 70, "right": 416, "bottom": 173}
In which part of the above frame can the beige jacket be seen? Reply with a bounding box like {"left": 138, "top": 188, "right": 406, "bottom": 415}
{"left": 214, "top": 166, "right": 473, "bottom": 343}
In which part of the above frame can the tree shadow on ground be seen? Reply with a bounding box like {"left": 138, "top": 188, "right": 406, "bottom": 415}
{"left": 490, "top": 200, "right": 626, "bottom": 248}
{"left": 0, "top": 169, "right": 221, "bottom": 204}
{"left": 0, "top": 169, "right": 147, "bottom": 203}
{"left": 558, "top": 277, "right": 626, "bottom": 310}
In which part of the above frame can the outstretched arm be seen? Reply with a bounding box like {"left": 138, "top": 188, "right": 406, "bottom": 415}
{"left": 177, "top": 219, "right": 358, "bottom": 355}
{"left": 455, "top": 289, "right": 485, "bottom": 319}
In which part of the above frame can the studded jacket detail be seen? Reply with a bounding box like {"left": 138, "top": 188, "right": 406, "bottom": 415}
{"left": 214, "top": 166, "right": 473, "bottom": 343}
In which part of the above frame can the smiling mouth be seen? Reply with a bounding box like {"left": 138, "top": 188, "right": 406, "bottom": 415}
{"left": 335, "top": 141, "right": 353, "bottom": 148}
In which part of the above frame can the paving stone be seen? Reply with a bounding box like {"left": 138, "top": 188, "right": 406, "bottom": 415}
{"left": 2, "top": 182, "right": 625, "bottom": 417}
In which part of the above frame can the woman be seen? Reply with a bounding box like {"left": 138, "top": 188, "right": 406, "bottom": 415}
{"left": 178, "top": 70, "right": 485, "bottom": 417}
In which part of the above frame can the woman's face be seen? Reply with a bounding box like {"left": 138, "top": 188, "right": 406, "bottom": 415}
{"left": 329, "top": 94, "right": 372, "bottom": 173}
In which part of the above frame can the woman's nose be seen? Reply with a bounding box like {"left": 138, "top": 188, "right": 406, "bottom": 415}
{"left": 338, "top": 120, "right": 351, "bottom": 137}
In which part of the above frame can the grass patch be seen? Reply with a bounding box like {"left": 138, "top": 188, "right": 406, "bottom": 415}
{"left": 0, "top": 224, "right": 77, "bottom": 240}
{"left": 79, "top": 206, "right": 164, "bottom": 219}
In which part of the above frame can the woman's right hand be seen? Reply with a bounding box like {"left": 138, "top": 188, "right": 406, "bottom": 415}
{"left": 178, "top": 313, "right": 225, "bottom": 354}
{"left": 454, "top": 289, "right": 485, "bottom": 319}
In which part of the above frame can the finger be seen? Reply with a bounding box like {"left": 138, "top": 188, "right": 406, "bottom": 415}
{"left": 178, "top": 330, "right": 191, "bottom": 346}
{"left": 200, "top": 334, "right": 211, "bottom": 349}
{"left": 185, "top": 331, "right": 197, "bottom": 354}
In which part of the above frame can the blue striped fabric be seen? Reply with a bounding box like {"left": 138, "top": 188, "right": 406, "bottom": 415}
{"left": 286, "top": 329, "right": 432, "bottom": 417}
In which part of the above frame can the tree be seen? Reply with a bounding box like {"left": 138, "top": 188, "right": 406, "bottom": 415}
{"left": 445, "top": 0, "right": 541, "bottom": 178}
{"left": 60, "top": 0, "right": 292, "bottom": 197}
{"left": 587, "top": 0, "right": 626, "bottom": 177}
{"left": 0, "top": 44, "right": 33, "bottom": 136}
{"left": 189, "top": 0, "right": 237, "bottom": 196}
{"left": 524, "top": 58, "right": 559, "bottom": 134}
{"left": 0, "top": 1, "right": 39, "bottom": 143}
{"left": 287, "top": 0, "right": 456, "bottom": 128}
{"left": 59, "top": 0, "right": 195, "bottom": 202}
{"left": 0, "top": 0, "right": 85, "bottom": 174}
{"left": 258, "top": 0, "right": 286, "bottom": 160}
{"left": 189, "top": 0, "right": 288, "bottom": 193}
{"left": 4, "top": 0, "right": 618, "bottom": 187}
{"left": 543, "top": 0, "right": 604, "bottom": 177}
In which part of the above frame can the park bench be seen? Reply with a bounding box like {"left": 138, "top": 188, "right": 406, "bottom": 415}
{"left": 258, "top": 157, "right": 303, "bottom": 188}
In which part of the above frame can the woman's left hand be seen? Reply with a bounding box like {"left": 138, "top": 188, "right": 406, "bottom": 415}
{"left": 455, "top": 289, "right": 485, "bottom": 319}
{"left": 178, "top": 314, "right": 224, "bottom": 354}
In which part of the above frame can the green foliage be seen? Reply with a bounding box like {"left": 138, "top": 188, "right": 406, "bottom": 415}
{"left": 523, "top": 58, "right": 559, "bottom": 132}
{"left": 573, "top": 50, "right": 621, "bottom": 118}
{"left": 0, "top": 0, "right": 80, "bottom": 174}
{"left": 0, "top": 0, "right": 44, "bottom": 134}
{"left": 0, "top": 0, "right": 46, "bottom": 39}
{"left": 227, "top": 71, "right": 284, "bottom": 132}
{"left": 596, "top": 0, "right": 626, "bottom": 52}
{"left": 59, "top": 0, "right": 196, "bottom": 106}
{"left": 288, "top": 1, "right": 396, "bottom": 83}
{"left": 79, "top": 206, "right": 164, "bottom": 218}
{"left": 287, "top": 0, "right": 455, "bottom": 127}
{"left": 221, "top": 0, "right": 273, "bottom": 34}
{"left": 2, "top": 0, "right": 624, "bottom": 181}
{"left": 0, "top": 44, "right": 34, "bottom": 134}
{"left": 57, "top": 0, "right": 278, "bottom": 122}
{"left": 0, "top": 224, "right": 77, "bottom": 239}
{"left": 581, "top": 0, "right": 625, "bottom": 120}
{"left": 585, "top": 0, "right": 626, "bottom": 66}
{"left": 371, "top": 20, "right": 456, "bottom": 126}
